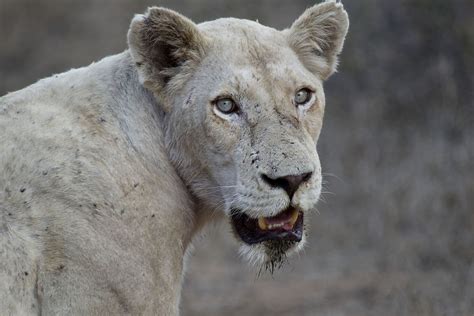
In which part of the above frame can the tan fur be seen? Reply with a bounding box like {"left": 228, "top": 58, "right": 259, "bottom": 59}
{"left": 285, "top": 1, "right": 349, "bottom": 79}
{"left": 0, "top": 1, "right": 348, "bottom": 314}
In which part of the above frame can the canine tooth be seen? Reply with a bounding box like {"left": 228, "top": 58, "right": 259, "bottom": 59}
{"left": 258, "top": 217, "right": 268, "bottom": 230}
{"left": 288, "top": 209, "right": 299, "bottom": 226}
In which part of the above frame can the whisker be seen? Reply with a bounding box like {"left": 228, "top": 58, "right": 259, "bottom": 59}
{"left": 322, "top": 172, "right": 345, "bottom": 184}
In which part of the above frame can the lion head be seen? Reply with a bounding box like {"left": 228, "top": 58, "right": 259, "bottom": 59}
{"left": 128, "top": 1, "right": 349, "bottom": 268}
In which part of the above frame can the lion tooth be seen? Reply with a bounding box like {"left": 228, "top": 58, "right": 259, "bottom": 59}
{"left": 288, "top": 209, "right": 299, "bottom": 227}
{"left": 268, "top": 222, "right": 285, "bottom": 230}
{"left": 258, "top": 217, "right": 268, "bottom": 230}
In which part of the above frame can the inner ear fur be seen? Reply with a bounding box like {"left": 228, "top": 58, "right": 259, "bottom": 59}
{"left": 286, "top": 0, "right": 349, "bottom": 80}
{"left": 127, "top": 7, "right": 208, "bottom": 96}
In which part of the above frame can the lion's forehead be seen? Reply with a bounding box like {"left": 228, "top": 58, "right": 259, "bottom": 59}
{"left": 195, "top": 18, "right": 319, "bottom": 99}
{"left": 199, "top": 18, "right": 293, "bottom": 61}
{"left": 199, "top": 18, "right": 285, "bottom": 43}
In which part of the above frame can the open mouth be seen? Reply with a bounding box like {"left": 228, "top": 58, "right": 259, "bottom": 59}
{"left": 231, "top": 207, "right": 303, "bottom": 245}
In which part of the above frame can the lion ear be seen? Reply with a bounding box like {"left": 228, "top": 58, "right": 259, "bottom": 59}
{"left": 127, "top": 7, "right": 208, "bottom": 95}
{"left": 286, "top": 1, "right": 349, "bottom": 80}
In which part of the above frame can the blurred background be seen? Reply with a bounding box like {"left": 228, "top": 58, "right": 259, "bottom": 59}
{"left": 1, "top": 0, "right": 473, "bottom": 315}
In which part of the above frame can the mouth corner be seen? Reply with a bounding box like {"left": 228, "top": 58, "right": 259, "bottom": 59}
{"left": 230, "top": 207, "right": 304, "bottom": 246}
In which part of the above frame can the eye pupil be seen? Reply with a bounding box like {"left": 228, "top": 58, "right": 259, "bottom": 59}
{"left": 216, "top": 98, "right": 236, "bottom": 114}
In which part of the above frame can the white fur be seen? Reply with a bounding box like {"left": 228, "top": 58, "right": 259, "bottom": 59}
{"left": 0, "top": 1, "right": 348, "bottom": 314}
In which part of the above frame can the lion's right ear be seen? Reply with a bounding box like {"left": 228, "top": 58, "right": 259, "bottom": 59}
{"left": 127, "top": 7, "right": 208, "bottom": 96}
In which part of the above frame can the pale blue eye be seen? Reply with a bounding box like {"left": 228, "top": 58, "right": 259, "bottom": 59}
{"left": 295, "top": 89, "right": 312, "bottom": 105}
{"left": 216, "top": 98, "right": 236, "bottom": 114}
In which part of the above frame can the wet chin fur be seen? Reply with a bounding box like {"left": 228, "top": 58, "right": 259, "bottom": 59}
{"left": 238, "top": 232, "right": 306, "bottom": 274}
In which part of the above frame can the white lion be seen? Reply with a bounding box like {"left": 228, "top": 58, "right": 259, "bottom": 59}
{"left": 0, "top": 1, "right": 348, "bottom": 314}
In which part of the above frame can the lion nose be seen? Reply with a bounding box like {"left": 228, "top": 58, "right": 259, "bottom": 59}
{"left": 261, "top": 172, "right": 312, "bottom": 199}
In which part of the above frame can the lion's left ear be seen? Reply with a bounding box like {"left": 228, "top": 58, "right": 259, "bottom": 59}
{"left": 127, "top": 7, "right": 208, "bottom": 97}
{"left": 285, "top": 1, "right": 349, "bottom": 80}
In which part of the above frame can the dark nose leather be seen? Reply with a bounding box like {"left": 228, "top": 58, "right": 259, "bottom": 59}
{"left": 261, "top": 172, "right": 312, "bottom": 199}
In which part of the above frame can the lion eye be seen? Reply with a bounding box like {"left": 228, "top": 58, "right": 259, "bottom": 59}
{"left": 215, "top": 98, "right": 237, "bottom": 114}
{"left": 294, "top": 88, "right": 312, "bottom": 105}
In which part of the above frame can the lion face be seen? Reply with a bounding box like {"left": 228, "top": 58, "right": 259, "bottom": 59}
{"left": 128, "top": 2, "right": 349, "bottom": 267}
{"left": 176, "top": 29, "right": 325, "bottom": 265}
